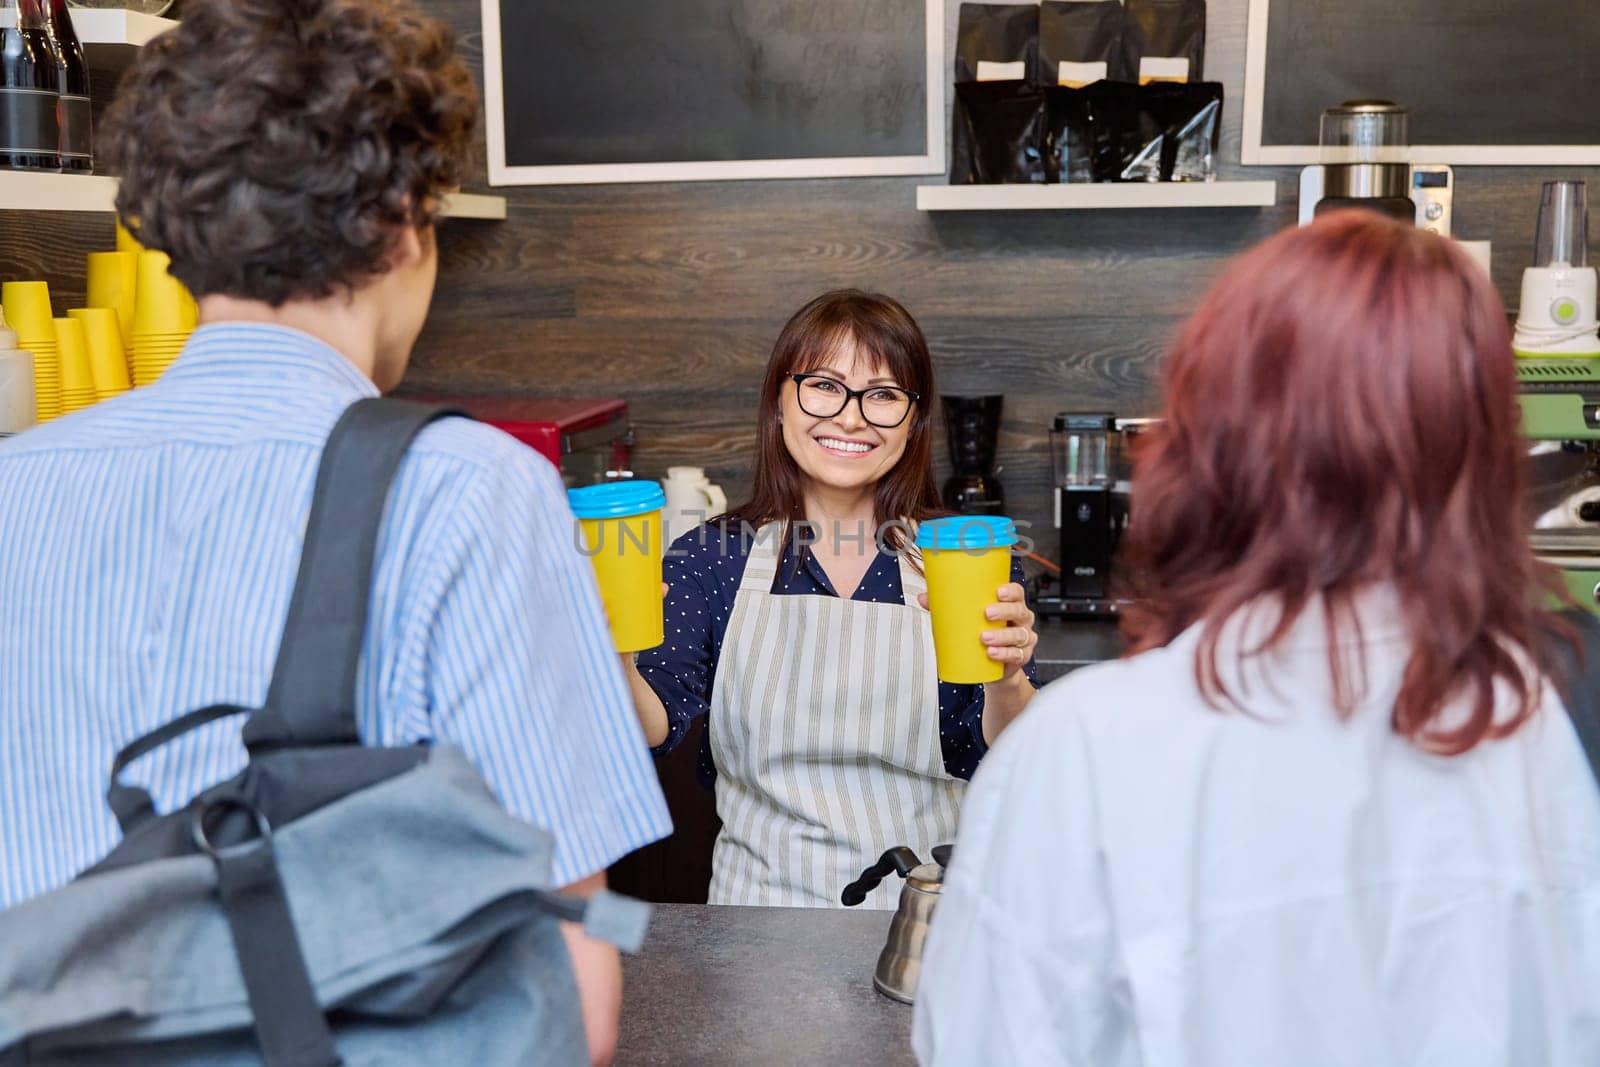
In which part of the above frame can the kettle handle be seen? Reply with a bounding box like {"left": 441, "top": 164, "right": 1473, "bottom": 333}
{"left": 840, "top": 846, "right": 922, "bottom": 906}
{"left": 702, "top": 483, "right": 727, "bottom": 516}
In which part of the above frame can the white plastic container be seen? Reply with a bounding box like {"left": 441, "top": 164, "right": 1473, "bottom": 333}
{"left": 0, "top": 313, "right": 38, "bottom": 436}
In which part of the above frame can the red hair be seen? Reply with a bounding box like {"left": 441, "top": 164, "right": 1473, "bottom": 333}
{"left": 1121, "top": 211, "right": 1569, "bottom": 755}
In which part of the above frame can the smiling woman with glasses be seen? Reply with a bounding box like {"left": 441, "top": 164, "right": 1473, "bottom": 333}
{"left": 619, "top": 289, "right": 1041, "bottom": 910}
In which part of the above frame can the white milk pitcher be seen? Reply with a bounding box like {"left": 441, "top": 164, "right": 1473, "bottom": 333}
{"left": 662, "top": 466, "right": 727, "bottom": 545}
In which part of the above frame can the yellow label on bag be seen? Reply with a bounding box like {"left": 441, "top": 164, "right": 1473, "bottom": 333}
{"left": 1058, "top": 60, "right": 1109, "bottom": 87}
{"left": 1139, "top": 56, "right": 1191, "bottom": 84}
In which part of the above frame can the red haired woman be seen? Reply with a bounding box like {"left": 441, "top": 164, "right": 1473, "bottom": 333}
{"left": 915, "top": 212, "right": 1600, "bottom": 1064}
{"left": 623, "top": 291, "right": 1041, "bottom": 908}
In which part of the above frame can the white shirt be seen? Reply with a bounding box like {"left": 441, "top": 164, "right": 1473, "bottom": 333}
{"left": 914, "top": 596, "right": 1600, "bottom": 1066}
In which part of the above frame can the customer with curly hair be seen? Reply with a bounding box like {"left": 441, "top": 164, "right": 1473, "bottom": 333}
{"left": 0, "top": 2, "right": 669, "bottom": 1062}
{"left": 914, "top": 212, "right": 1600, "bottom": 1065}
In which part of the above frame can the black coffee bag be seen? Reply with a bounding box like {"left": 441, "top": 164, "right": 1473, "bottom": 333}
{"left": 952, "top": 81, "right": 1049, "bottom": 184}
{"left": 955, "top": 3, "right": 1039, "bottom": 83}
{"left": 952, "top": 4, "right": 1043, "bottom": 184}
{"left": 1044, "top": 84, "right": 1124, "bottom": 183}
{"left": 1037, "top": 1, "right": 1125, "bottom": 88}
{"left": 1121, "top": 0, "right": 1206, "bottom": 85}
{"left": 1118, "top": 82, "right": 1223, "bottom": 182}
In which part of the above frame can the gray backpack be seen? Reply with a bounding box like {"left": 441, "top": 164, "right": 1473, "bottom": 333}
{"left": 0, "top": 399, "right": 649, "bottom": 1066}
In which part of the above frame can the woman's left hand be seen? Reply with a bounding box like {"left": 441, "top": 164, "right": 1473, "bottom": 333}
{"left": 981, "top": 582, "right": 1038, "bottom": 680}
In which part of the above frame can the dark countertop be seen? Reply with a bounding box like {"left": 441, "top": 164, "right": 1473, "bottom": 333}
{"left": 617, "top": 903, "right": 913, "bottom": 1066}
{"left": 1032, "top": 617, "right": 1125, "bottom": 683}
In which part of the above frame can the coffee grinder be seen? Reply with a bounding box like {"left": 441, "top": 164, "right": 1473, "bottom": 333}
{"left": 1297, "top": 101, "right": 1454, "bottom": 236}
{"left": 1038, "top": 412, "right": 1128, "bottom": 616}
{"left": 941, "top": 394, "right": 1005, "bottom": 515}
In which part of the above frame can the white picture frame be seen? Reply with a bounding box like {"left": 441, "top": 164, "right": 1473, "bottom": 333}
{"left": 1241, "top": 0, "right": 1600, "bottom": 167}
{"left": 480, "top": 0, "right": 946, "bottom": 187}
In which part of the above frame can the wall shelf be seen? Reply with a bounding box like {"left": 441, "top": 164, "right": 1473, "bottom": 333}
{"left": 0, "top": 7, "right": 175, "bottom": 45}
{"left": 0, "top": 9, "right": 507, "bottom": 220}
{"left": 439, "top": 192, "right": 510, "bottom": 221}
{"left": 0, "top": 7, "right": 174, "bottom": 79}
{"left": 916, "top": 181, "right": 1280, "bottom": 212}
{"left": 0, "top": 172, "right": 508, "bottom": 220}
{"left": 69, "top": 7, "right": 177, "bottom": 48}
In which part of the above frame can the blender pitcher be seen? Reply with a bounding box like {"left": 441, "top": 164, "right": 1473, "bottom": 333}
{"left": 1514, "top": 180, "right": 1600, "bottom": 358}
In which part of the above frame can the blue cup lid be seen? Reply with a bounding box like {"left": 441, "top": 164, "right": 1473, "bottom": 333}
{"left": 568, "top": 480, "right": 666, "bottom": 520}
{"left": 915, "top": 515, "right": 1018, "bottom": 551}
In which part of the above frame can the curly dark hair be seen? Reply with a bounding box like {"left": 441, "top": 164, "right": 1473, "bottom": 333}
{"left": 100, "top": 0, "right": 479, "bottom": 306}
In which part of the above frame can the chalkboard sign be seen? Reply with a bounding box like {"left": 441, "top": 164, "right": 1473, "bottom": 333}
{"left": 481, "top": 0, "right": 943, "bottom": 185}
{"left": 1242, "top": 0, "right": 1600, "bottom": 165}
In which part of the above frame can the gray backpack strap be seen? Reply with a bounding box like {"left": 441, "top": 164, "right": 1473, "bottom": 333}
{"left": 199, "top": 795, "right": 342, "bottom": 1067}
{"left": 243, "top": 398, "right": 463, "bottom": 750}
{"left": 533, "top": 887, "right": 652, "bottom": 954}
{"left": 222, "top": 399, "right": 458, "bottom": 1065}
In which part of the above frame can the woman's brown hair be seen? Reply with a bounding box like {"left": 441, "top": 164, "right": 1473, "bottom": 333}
{"left": 722, "top": 290, "right": 943, "bottom": 555}
{"left": 1121, "top": 211, "right": 1569, "bottom": 755}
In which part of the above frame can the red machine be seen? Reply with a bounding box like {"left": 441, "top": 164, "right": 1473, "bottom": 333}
{"left": 413, "top": 395, "right": 634, "bottom": 487}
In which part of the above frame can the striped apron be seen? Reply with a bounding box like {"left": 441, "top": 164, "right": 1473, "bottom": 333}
{"left": 707, "top": 523, "right": 966, "bottom": 909}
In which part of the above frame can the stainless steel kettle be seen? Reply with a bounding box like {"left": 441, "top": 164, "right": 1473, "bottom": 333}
{"left": 840, "top": 844, "right": 952, "bottom": 1004}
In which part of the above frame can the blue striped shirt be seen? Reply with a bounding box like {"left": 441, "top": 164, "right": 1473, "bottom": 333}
{"left": 0, "top": 323, "right": 672, "bottom": 907}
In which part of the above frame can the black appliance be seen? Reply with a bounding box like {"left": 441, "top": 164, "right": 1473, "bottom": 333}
{"left": 941, "top": 394, "right": 1005, "bottom": 515}
{"left": 1037, "top": 411, "right": 1130, "bottom": 617}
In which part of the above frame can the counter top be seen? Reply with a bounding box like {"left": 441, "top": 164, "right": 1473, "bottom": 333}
{"left": 617, "top": 903, "right": 913, "bottom": 1065}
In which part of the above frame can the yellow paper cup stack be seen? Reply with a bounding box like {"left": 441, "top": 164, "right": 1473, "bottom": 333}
{"left": 2, "top": 281, "right": 60, "bottom": 422}
{"left": 54, "top": 317, "right": 96, "bottom": 415}
{"left": 69, "top": 307, "right": 131, "bottom": 400}
{"left": 130, "top": 250, "right": 198, "bottom": 387}
{"left": 568, "top": 481, "right": 667, "bottom": 653}
{"left": 916, "top": 516, "right": 1020, "bottom": 684}
{"left": 116, "top": 218, "right": 143, "bottom": 254}
{"left": 86, "top": 250, "right": 139, "bottom": 351}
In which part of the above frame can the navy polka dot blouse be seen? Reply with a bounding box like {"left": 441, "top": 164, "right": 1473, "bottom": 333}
{"left": 635, "top": 522, "right": 1039, "bottom": 790}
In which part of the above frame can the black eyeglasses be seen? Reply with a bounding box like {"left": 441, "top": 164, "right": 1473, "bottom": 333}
{"left": 789, "top": 373, "right": 920, "bottom": 429}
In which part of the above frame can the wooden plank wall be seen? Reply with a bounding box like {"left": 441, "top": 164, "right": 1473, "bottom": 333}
{"left": 2, "top": 0, "right": 1594, "bottom": 547}
{"left": 405, "top": 0, "right": 1600, "bottom": 550}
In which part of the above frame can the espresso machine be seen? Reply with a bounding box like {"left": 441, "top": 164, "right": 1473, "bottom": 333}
{"left": 1035, "top": 412, "right": 1132, "bottom": 618}
{"left": 1297, "top": 101, "right": 1454, "bottom": 236}
{"left": 941, "top": 394, "right": 1005, "bottom": 515}
{"left": 1515, "top": 181, "right": 1600, "bottom": 613}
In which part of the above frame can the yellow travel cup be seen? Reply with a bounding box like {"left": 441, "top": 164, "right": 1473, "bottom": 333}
{"left": 917, "top": 516, "right": 1020, "bottom": 684}
{"left": 569, "top": 480, "right": 667, "bottom": 653}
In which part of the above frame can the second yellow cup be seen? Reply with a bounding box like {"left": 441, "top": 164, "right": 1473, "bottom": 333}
{"left": 916, "top": 516, "right": 1020, "bottom": 684}
{"left": 86, "top": 251, "right": 139, "bottom": 350}
{"left": 54, "top": 317, "right": 96, "bottom": 414}
{"left": 133, "top": 251, "right": 199, "bottom": 336}
{"left": 1, "top": 280, "right": 54, "bottom": 342}
{"left": 569, "top": 481, "right": 666, "bottom": 654}
{"left": 115, "top": 217, "right": 144, "bottom": 254}
{"left": 68, "top": 307, "right": 131, "bottom": 398}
